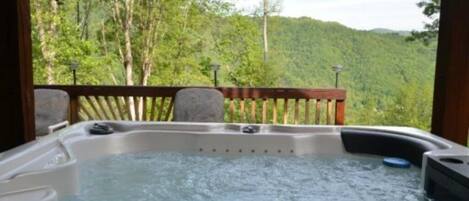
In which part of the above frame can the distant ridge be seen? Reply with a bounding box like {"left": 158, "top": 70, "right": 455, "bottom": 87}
{"left": 369, "top": 28, "right": 412, "bottom": 36}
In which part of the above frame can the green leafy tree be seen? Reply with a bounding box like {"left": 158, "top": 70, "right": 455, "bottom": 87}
{"left": 215, "top": 15, "right": 279, "bottom": 87}
{"left": 379, "top": 83, "right": 433, "bottom": 130}
{"left": 407, "top": 0, "right": 440, "bottom": 45}
{"left": 32, "top": 0, "right": 112, "bottom": 85}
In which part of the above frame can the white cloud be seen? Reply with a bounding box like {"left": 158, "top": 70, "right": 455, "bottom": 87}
{"left": 229, "top": 0, "right": 429, "bottom": 31}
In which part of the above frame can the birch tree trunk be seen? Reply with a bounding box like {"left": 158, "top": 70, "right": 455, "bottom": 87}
{"left": 263, "top": 0, "right": 269, "bottom": 63}
{"left": 113, "top": 0, "right": 136, "bottom": 120}
{"left": 170, "top": 0, "right": 192, "bottom": 86}
{"left": 50, "top": 0, "right": 58, "bottom": 36}
{"left": 100, "top": 21, "right": 118, "bottom": 85}
{"left": 139, "top": 0, "right": 161, "bottom": 86}
{"left": 137, "top": 0, "right": 164, "bottom": 118}
{"left": 33, "top": 0, "right": 59, "bottom": 84}
{"left": 123, "top": 0, "right": 134, "bottom": 87}
{"left": 124, "top": 0, "right": 136, "bottom": 120}
{"left": 80, "top": 0, "right": 92, "bottom": 40}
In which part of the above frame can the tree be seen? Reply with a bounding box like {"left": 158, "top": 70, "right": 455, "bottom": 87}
{"left": 407, "top": 0, "right": 440, "bottom": 45}
{"left": 135, "top": 0, "right": 163, "bottom": 87}
{"left": 261, "top": 0, "right": 281, "bottom": 63}
{"left": 263, "top": 0, "right": 269, "bottom": 63}
{"left": 32, "top": 0, "right": 112, "bottom": 85}
{"left": 111, "top": 0, "right": 137, "bottom": 119}
{"left": 214, "top": 15, "right": 279, "bottom": 87}
{"left": 32, "top": 0, "right": 59, "bottom": 84}
{"left": 379, "top": 83, "right": 433, "bottom": 130}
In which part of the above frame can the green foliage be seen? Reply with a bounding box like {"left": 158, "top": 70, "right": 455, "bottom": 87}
{"left": 265, "top": 17, "right": 436, "bottom": 129}
{"left": 378, "top": 83, "right": 433, "bottom": 130}
{"left": 31, "top": 0, "right": 116, "bottom": 85}
{"left": 215, "top": 15, "right": 279, "bottom": 87}
{"left": 407, "top": 0, "right": 440, "bottom": 45}
{"left": 30, "top": 0, "right": 436, "bottom": 130}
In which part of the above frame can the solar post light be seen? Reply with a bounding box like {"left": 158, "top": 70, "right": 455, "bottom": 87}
{"left": 210, "top": 63, "right": 221, "bottom": 87}
{"left": 332, "top": 64, "right": 344, "bottom": 88}
{"left": 70, "top": 60, "right": 79, "bottom": 85}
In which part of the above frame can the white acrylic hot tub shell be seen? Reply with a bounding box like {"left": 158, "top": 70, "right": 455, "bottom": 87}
{"left": 0, "top": 121, "right": 467, "bottom": 201}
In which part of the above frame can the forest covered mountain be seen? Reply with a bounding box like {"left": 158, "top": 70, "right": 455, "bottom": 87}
{"left": 31, "top": 0, "right": 436, "bottom": 129}
{"left": 267, "top": 17, "right": 436, "bottom": 128}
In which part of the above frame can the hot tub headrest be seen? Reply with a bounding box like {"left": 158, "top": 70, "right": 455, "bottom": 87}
{"left": 341, "top": 128, "right": 443, "bottom": 167}
{"left": 173, "top": 88, "right": 224, "bottom": 123}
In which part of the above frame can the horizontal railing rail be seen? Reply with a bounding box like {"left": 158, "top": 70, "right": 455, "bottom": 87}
{"left": 35, "top": 85, "right": 346, "bottom": 125}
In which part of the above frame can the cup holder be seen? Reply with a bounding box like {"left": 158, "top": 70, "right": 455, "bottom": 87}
{"left": 440, "top": 157, "right": 464, "bottom": 164}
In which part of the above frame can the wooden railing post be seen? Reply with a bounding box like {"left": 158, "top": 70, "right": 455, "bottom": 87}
{"left": 69, "top": 95, "right": 79, "bottom": 123}
{"left": 335, "top": 100, "right": 345, "bottom": 125}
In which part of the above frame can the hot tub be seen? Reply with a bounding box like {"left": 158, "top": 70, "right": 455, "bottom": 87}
{"left": 0, "top": 122, "right": 468, "bottom": 201}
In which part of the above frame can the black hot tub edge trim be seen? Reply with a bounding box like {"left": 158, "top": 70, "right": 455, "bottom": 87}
{"left": 340, "top": 127, "right": 469, "bottom": 201}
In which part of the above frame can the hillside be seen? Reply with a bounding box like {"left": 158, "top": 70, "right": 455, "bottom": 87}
{"left": 268, "top": 17, "right": 437, "bottom": 126}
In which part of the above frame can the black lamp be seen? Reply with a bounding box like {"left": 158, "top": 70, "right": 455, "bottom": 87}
{"left": 332, "top": 64, "right": 344, "bottom": 88}
{"left": 70, "top": 60, "right": 79, "bottom": 85}
{"left": 210, "top": 63, "right": 221, "bottom": 87}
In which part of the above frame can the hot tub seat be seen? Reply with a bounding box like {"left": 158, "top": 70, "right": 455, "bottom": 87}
{"left": 341, "top": 128, "right": 445, "bottom": 167}
{"left": 341, "top": 127, "right": 469, "bottom": 201}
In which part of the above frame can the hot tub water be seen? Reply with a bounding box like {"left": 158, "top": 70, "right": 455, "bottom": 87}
{"left": 62, "top": 152, "right": 426, "bottom": 201}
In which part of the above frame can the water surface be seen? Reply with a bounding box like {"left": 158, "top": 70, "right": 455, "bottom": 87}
{"left": 63, "top": 152, "right": 425, "bottom": 201}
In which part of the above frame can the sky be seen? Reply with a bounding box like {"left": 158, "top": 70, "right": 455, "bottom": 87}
{"left": 229, "top": 0, "right": 429, "bottom": 31}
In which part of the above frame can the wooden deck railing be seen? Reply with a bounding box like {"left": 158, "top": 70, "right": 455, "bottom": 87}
{"left": 35, "top": 85, "right": 346, "bottom": 125}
